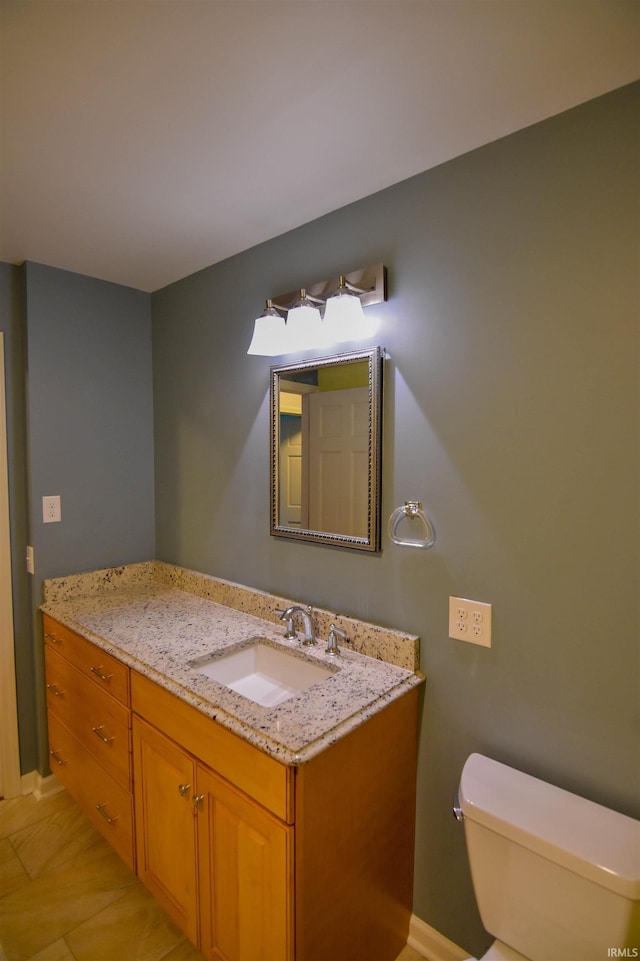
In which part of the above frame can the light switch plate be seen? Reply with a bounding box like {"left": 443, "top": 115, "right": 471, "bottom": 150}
{"left": 449, "top": 596, "right": 492, "bottom": 647}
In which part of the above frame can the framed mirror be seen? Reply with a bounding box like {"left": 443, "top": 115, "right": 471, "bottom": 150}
{"left": 270, "top": 346, "right": 383, "bottom": 551}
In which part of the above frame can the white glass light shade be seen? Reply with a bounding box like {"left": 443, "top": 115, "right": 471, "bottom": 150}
{"left": 323, "top": 289, "right": 377, "bottom": 343}
{"left": 286, "top": 291, "right": 324, "bottom": 352}
{"left": 247, "top": 303, "right": 288, "bottom": 356}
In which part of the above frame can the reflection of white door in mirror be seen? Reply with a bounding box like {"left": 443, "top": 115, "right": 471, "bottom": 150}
{"left": 308, "top": 387, "right": 369, "bottom": 537}
{"left": 278, "top": 413, "right": 304, "bottom": 528}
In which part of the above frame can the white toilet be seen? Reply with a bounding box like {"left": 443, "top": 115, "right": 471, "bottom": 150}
{"left": 457, "top": 753, "right": 640, "bottom": 961}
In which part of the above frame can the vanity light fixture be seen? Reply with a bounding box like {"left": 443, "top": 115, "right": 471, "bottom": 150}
{"left": 323, "top": 275, "right": 378, "bottom": 343}
{"left": 247, "top": 300, "right": 288, "bottom": 356}
{"left": 247, "top": 263, "right": 386, "bottom": 356}
{"left": 285, "top": 289, "right": 325, "bottom": 352}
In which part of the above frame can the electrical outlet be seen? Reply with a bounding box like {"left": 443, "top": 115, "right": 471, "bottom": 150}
{"left": 449, "top": 596, "right": 492, "bottom": 647}
{"left": 42, "top": 495, "right": 61, "bottom": 523}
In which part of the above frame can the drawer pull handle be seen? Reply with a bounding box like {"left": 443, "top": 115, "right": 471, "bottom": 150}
{"left": 193, "top": 794, "right": 205, "bottom": 811}
{"left": 178, "top": 783, "right": 191, "bottom": 797}
{"left": 90, "top": 666, "right": 113, "bottom": 683}
{"left": 44, "top": 632, "right": 60, "bottom": 644}
{"left": 92, "top": 725, "right": 114, "bottom": 745}
{"left": 49, "top": 749, "right": 67, "bottom": 766}
{"left": 96, "top": 803, "right": 118, "bottom": 825}
{"left": 46, "top": 683, "right": 64, "bottom": 697}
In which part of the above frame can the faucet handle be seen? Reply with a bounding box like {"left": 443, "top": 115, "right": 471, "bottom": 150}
{"left": 325, "top": 624, "right": 347, "bottom": 656}
{"left": 275, "top": 608, "right": 297, "bottom": 640}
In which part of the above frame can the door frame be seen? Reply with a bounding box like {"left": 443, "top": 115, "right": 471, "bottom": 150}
{"left": 0, "top": 332, "right": 22, "bottom": 798}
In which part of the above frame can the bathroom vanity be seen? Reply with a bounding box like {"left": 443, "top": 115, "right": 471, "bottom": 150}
{"left": 42, "top": 561, "right": 422, "bottom": 961}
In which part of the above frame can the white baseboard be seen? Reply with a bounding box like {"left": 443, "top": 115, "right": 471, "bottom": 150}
{"left": 408, "top": 914, "right": 469, "bottom": 961}
{"left": 21, "top": 771, "right": 64, "bottom": 801}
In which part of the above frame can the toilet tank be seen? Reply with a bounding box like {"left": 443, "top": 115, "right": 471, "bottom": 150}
{"left": 459, "top": 753, "right": 640, "bottom": 961}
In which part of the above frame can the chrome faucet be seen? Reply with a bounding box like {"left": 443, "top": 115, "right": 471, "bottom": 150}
{"left": 278, "top": 605, "right": 317, "bottom": 646}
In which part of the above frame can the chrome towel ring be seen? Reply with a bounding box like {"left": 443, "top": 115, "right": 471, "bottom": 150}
{"left": 387, "top": 500, "right": 436, "bottom": 549}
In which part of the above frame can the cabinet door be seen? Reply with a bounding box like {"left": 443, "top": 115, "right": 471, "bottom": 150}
{"left": 132, "top": 716, "right": 198, "bottom": 945}
{"left": 197, "top": 764, "right": 293, "bottom": 961}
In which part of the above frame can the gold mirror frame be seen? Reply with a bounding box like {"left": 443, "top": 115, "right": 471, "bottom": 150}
{"left": 270, "top": 347, "right": 383, "bottom": 551}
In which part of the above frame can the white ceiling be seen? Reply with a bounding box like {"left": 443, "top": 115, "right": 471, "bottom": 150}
{"left": 1, "top": 1, "right": 638, "bottom": 293}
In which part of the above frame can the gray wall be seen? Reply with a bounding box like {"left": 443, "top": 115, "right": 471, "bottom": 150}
{"left": 152, "top": 84, "right": 639, "bottom": 953}
{"left": 17, "top": 262, "right": 155, "bottom": 773}
{"left": 24, "top": 262, "right": 155, "bottom": 581}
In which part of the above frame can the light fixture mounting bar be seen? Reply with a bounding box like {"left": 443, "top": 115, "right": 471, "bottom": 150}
{"left": 270, "top": 263, "right": 386, "bottom": 312}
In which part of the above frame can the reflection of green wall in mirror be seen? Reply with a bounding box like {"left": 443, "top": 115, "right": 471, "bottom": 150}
{"left": 318, "top": 361, "right": 368, "bottom": 391}
{"left": 279, "top": 391, "right": 302, "bottom": 414}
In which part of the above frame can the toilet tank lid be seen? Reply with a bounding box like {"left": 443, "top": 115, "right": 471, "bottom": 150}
{"left": 460, "top": 754, "right": 640, "bottom": 900}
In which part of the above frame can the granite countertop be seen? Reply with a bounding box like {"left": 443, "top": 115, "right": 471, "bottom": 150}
{"left": 41, "top": 561, "right": 423, "bottom": 765}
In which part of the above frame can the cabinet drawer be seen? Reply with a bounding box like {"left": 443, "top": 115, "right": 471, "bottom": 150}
{"left": 43, "top": 614, "right": 130, "bottom": 705}
{"left": 47, "top": 711, "right": 135, "bottom": 871}
{"left": 131, "top": 671, "right": 293, "bottom": 823}
{"left": 45, "top": 645, "right": 132, "bottom": 790}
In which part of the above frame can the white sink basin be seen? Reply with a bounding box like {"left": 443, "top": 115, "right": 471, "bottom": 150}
{"left": 192, "top": 640, "right": 335, "bottom": 708}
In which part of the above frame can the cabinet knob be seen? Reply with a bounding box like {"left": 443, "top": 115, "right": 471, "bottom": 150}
{"left": 49, "top": 748, "right": 67, "bottom": 766}
{"left": 178, "top": 783, "right": 191, "bottom": 797}
{"left": 193, "top": 794, "right": 205, "bottom": 811}
{"left": 46, "top": 683, "right": 64, "bottom": 697}
{"left": 44, "top": 632, "right": 60, "bottom": 644}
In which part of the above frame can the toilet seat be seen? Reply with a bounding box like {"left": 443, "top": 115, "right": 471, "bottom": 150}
{"left": 464, "top": 939, "right": 530, "bottom": 961}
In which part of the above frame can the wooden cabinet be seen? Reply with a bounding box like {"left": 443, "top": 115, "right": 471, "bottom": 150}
{"left": 132, "top": 716, "right": 199, "bottom": 945}
{"left": 130, "top": 669, "right": 418, "bottom": 961}
{"left": 43, "top": 614, "right": 135, "bottom": 870}
{"left": 45, "top": 615, "right": 419, "bottom": 961}
{"left": 132, "top": 671, "right": 293, "bottom": 961}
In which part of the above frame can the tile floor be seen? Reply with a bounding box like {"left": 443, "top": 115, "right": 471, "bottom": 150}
{"left": 0, "top": 790, "right": 425, "bottom": 961}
